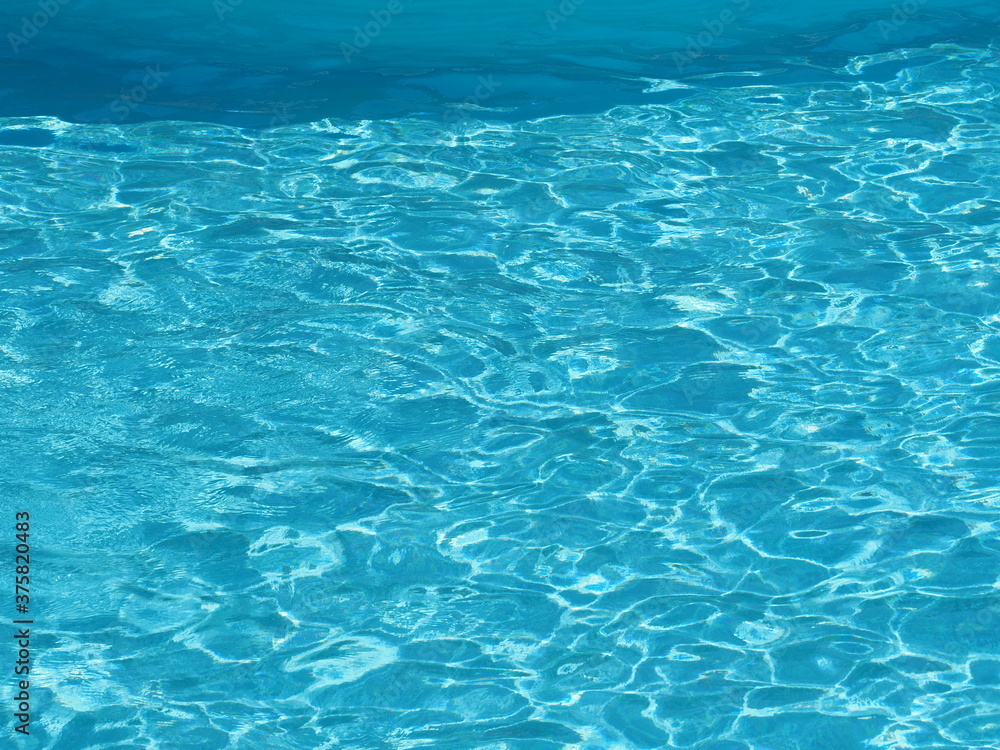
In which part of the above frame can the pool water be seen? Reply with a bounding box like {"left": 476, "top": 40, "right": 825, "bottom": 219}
{"left": 2, "top": 1, "right": 1000, "bottom": 749}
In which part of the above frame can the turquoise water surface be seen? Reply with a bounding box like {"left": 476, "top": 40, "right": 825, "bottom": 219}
{"left": 2, "top": 1, "right": 1000, "bottom": 749}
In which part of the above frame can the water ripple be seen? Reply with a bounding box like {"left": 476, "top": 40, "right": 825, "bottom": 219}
{"left": 2, "top": 41, "right": 999, "bottom": 750}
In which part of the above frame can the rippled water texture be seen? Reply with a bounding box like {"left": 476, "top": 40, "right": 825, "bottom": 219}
{"left": 2, "top": 18, "right": 1000, "bottom": 750}
{"left": 1, "top": 0, "right": 998, "bottom": 124}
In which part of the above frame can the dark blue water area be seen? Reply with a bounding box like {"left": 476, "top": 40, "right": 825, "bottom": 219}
{"left": 0, "top": 0, "right": 998, "bottom": 127}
